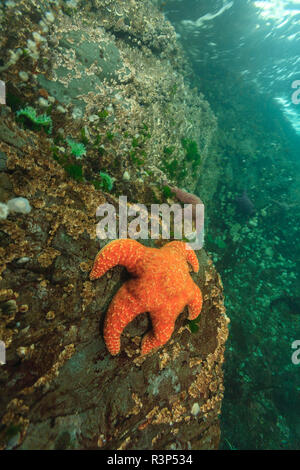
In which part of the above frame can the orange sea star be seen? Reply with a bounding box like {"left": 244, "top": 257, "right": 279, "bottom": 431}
{"left": 90, "top": 239, "right": 203, "bottom": 355}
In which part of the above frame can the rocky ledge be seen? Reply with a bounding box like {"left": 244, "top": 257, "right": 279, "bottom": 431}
{"left": 0, "top": 109, "right": 229, "bottom": 450}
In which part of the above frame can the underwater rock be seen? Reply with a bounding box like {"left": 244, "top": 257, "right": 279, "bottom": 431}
{"left": 7, "top": 197, "right": 32, "bottom": 215}
{"left": 0, "top": 0, "right": 217, "bottom": 196}
{"left": 37, "top": 29, "right": 130, "bottom": 114}
{"left": 0, "top": 110, "right": 228, "bottom": 450}
{"left": 0, "top": 202, "right": 9, "bottom": 220}
{"left": 122, "top": 171, "right": 130, "bottom": 181}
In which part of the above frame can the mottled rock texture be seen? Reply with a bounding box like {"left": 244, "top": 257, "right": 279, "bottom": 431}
{"left": 0, "top": 0, "right": 216, "bottom": 197}
{"left": 0, "top": 111, "right": 229, "bottom": 450}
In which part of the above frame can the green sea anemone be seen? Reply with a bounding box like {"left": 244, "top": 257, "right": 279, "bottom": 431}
{"left": 99, "top": 171, "right": 114, "bottom": 191}
{"left": 66, "top": 138, "right": 86, "bottom": 159}
{"left": 16, "top": 106, "right": 52, "bottom": 134}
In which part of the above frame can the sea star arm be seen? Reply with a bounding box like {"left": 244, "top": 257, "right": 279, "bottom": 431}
{"left": 103, "top": 283, "right": 144, "bottom": 355}
{"left": 163, "top": 241, "right": 199, "bottom": 273}
{"left": 140, "top": 310, "right": 177, "bottom": 355}
{"left": 185, "top": 247, "right": 199, "bottom": 273}
{"left": 187, "top": 283, "right": 202, "bottom": 320}
{"left": 90, "top": 238, "right": 146, "bottom": 280}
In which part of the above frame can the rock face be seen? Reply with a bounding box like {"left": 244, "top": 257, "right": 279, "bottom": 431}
{"left": 0, "top": 111, "right": 229, "bottom": 450}
{"left": 0, "top": 0, "right": 228, "bottom": 450}
{"left": 0, "top": 0, "right": 217, "bottom": 197}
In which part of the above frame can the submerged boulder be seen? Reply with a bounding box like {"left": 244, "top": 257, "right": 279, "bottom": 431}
{"left": 0, "top": 112, "right": 229, "bottom": 450}
{"left": 0, "top": 0, "right": 217, "bottom": 196}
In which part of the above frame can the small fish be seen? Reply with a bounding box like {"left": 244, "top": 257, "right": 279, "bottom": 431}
{"left": 269, "top": 198, "right": 299, "bottom": 211}
{"left": 164, "top": 183, "right": 203, "bottom": 221}
{"left": 236, "top": 190, "right": 255, "bottom": 216}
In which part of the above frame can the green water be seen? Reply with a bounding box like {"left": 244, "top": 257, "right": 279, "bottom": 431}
{"left": 163, "top": 0, "right": 300, "bottom": 449}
